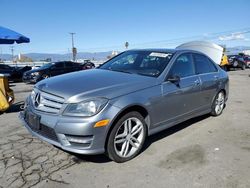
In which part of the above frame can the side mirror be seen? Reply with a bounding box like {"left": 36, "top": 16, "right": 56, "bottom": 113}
{"left": 167, "top": 75, "right": 180, "bottom": 83}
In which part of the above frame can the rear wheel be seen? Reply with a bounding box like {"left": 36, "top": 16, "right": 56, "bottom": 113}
{"left": 211, "top": 91, "right": 225, "bottom": 116}
{"left": 106, "top": 112, "right": 147, "bottom": 163}
{"left": 241, "top": 63, "right": 246, "bottom": 70}
{"left": 221, "top": 65, "right": 228, "bottom": 71}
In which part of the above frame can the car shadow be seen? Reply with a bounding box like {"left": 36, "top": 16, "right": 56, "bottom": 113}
{"left": 65, "top": 114, "right": 210, "bottom": 164}
{"left": 5, "top": 101, "right": 24, "bottom": 113}
{"left": 72, "top": 153, "right": 111, "bottom": 164}
{"left": 57, "top": 148, "right": 112, "bottom": 164}
{"left": 142, "top": 114, "right": 210, "bottom": 152}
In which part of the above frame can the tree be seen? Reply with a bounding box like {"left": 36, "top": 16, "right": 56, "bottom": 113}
{"left": 125, "top": 42, "right": 129, "bottom": 49}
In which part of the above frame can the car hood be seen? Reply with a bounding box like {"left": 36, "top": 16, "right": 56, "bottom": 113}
{"left": 36, "top": 69, "right": 158, "bottom": 102}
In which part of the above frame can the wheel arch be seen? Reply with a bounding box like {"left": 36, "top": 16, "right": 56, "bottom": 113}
{"left": 104, "top": 104, "right": 150, "bottom": 151}
{"left": 211, "top": 88, "right": 227, "bottom": 107}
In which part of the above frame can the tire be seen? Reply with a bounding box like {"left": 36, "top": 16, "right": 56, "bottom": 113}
{"left": 221, "top": 66, "right": 228, "bottom": 71}
{"left": 241, "top": 63, "right": 246, "bottom": 70}
{"left": 42, "top": 74, "right": 50, "bottom": 79}
{"left": 211, "top": 91, "right": 225, "bottom": 116}
{"left": 106, "top": 111, "right": 147, "bottom": 163}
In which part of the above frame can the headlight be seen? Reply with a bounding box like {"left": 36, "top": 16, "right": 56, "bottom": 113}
{"left": 63, "top": 98, "right": 108, "bottom": 117}
{"left": 31, "top": 72, "right": 40, "bottom": 76}
{"left": 31, "top": 90, "right": 36, "bottom": 102}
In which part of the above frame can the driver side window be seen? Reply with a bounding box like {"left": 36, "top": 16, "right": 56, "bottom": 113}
{"left": 169, "top": 53, "right": 194, "bottom": 78}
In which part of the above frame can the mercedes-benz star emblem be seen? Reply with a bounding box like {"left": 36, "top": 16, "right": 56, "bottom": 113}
{"left": 34, "top": 93, "right": 41, "bottom": 107}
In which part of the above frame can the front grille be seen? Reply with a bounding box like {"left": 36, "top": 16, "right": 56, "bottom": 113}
{"left": 27, "top": 122, "right": 58, "bottom": 142}
{"left": 31, "top": 88, "right": 65, "bottom": 114}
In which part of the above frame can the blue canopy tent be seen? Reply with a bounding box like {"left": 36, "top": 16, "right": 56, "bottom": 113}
{"left": 0, "top": 26, "right": 30, "bottom": 44}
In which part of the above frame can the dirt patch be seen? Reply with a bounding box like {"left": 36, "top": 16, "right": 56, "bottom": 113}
{"left": 241, "top": 147, "right": 250, "bottom": 152}
{"left": 234, "top": 101, "right": 243, "bottom": 104}
{"left": 158, "top": 145, "right": 207, "bottom": 169}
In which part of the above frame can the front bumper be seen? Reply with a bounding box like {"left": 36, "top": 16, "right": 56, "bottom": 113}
{"left": 22, "top": 75, "right": 40, "bottom": 83}
{"left": 19, "top": 103, "right": 121, "bottom": 155}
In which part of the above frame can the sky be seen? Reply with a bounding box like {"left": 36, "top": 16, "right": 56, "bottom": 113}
{"left": 0, "top": 0, "right": 250, "bottom": 54}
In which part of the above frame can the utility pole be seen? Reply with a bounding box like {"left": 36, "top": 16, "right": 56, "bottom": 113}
{"left": 69, "top": 32, "right": 76, "bottom": 61}
{"left": 0, "top": 47, "right": 2, "bottom": 62}
{"left": 10, "top": 46, "right": 14, "bottom": 63}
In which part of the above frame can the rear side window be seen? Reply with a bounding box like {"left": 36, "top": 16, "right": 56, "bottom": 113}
{"left": 169, "top": 53, "right": 194, "bottom": 78}
{"left": 65, "top": 62, "right": 74, "bottom": 67}
{"left": 54, "top": 62, "right": 64, "bottom": 68}
{"left": 193, "top": 54, "right": 217, "bottom": 74}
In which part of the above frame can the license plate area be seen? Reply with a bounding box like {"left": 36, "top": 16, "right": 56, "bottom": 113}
{"left": 25, "top": 110, "right": 41, "bottom": 130}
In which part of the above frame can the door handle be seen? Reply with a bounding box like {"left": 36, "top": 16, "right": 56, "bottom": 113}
{"left": 214, "top": 75, "right": 219, "bottom": 80}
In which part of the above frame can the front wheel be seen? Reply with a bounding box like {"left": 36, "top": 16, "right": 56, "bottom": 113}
{"left": 211, "top": 91, "right": 225, "bottom": 116}
{"left": 106, "top": 112, "right": 147, "bottom": 163}
{"left": 42, "top": 74, "right": 50, "bottom": 79}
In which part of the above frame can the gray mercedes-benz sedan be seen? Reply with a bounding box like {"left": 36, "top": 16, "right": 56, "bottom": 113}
{"left": 19, "top": 49, "right": 229, "bottom": 162}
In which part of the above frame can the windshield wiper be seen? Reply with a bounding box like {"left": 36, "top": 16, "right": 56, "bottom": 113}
{"left": 135, "top": 72, "right": 159, "bottom": 77}
{"left": 109, "top": 69, "right": 133, "bottom": 74}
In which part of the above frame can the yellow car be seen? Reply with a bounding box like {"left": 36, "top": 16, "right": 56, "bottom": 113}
{"left": 0, "top": 74, "right": 14, "bottom": 112}
{"left": 220, "top": 54, "right": 229, "bottom": 71}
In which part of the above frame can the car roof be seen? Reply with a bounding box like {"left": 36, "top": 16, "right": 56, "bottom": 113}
{"left": 127, "top": 49, "right": 178, "bottom": 53}
{"left": 126, "top": 48, "right": 205, "bottom": 54}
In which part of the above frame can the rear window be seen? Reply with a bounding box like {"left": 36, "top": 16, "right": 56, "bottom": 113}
{"left": 193, "top": 54, "right": 217, "bottom": 74}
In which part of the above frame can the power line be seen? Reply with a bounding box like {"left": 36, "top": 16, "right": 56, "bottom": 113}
{"left": 77, "top": 27, "right": 250, "bottom": 51}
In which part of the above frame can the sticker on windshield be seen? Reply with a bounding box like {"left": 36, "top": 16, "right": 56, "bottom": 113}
{"left": 149, "top": 52, "right": 171, "bottom": 58}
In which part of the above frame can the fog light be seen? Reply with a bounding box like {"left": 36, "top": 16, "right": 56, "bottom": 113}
{"left": 66, "top": 135, "right": 93, "bottom": 144}
{"left": 94, "top": 119, "right": 110, "bottom": 128}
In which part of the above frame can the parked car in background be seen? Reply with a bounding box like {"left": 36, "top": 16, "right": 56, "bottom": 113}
{"left": 0, "top": 64, "right": 31, "bottom": 82}
{"left": 20, "top": 49, "right": 229, "bottom": 162}
{"left": 22, "top": 61, "right": 86, "bottom": 83}
{"left": 243, "top": 55, "right": 250, "bottom": 68}
{"left": 81, "top": 61, "right": 95, "bottom": 70}
{"left": 227, "top": 55, "right": 247, "bottom": 70}
{"left": 0, "top": 64, "right": 14, "bottom": 76}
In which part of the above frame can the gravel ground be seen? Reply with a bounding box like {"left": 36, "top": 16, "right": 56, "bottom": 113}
{"left": 0, "top": 70, "right": 250, "bottom": 188}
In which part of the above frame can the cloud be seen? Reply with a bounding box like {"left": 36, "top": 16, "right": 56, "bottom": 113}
{"left": 219, "top": 32, "right": 249, "bottom": 41}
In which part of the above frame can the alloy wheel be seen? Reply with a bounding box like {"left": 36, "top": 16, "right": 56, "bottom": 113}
{"left": 114, "top": 117, "right": 144, "bottom": 158}
{"left": 214, "top": 92, "right": 225, "bottom": 115}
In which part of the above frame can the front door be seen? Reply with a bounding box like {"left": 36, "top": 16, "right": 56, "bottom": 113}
{"left": 154, "top": 53, "right": 202, "bottom": 126}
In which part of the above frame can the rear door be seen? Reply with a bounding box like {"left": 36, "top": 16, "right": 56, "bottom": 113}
{"left": 192, "top": 53, "right": 219, "bottom": 108}
{"left": 64, "top": 62, "right": 75, "bottom": 73}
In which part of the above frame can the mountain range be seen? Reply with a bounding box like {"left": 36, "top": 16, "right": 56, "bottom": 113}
{"left": 1, "top": 46, "right": 250, "bottom": 61}
{"left": 0, "top": 51, "right": 113, "bottom": 61}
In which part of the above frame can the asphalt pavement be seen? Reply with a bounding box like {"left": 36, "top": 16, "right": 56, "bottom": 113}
{"left": 0, "top": 70, "right": 250, "bottom": 188}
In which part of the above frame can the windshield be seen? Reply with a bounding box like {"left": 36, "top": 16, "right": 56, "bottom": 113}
{"left": 99, "top": 50, "right": 174, "bottom": 77}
